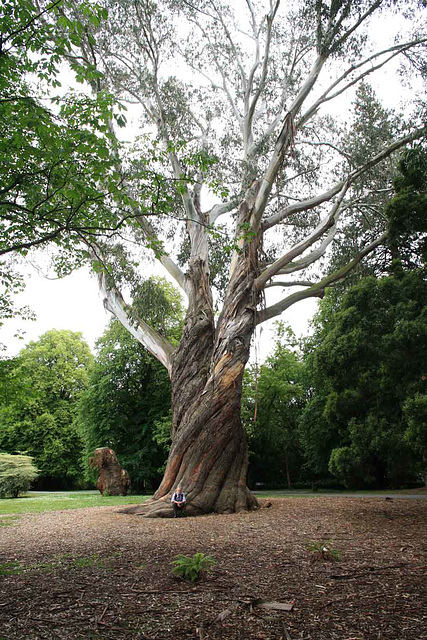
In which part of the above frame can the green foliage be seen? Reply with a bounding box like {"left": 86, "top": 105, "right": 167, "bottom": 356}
{"left": 328, "top": 445, "right": 365, "bottom": 489}
{"left": 0, "top": 453, "right": 38, "bottom": 498}
{"left": 307, "top": 540, "right": 341, "bottom": 561}
{"left": 0, "top": 1, "right": 125, "bottom": 327}
{"left": 387, "top": 145, "right": 427, "bottom": 269}
{"left": 78, "top": 314, "right": 175, "bottom": 490}
{"left": 0, "top": 330, "right": 93, "bottom": 488}
{"left": 130, "top": 277, "right": 184, "bottom": 343}
{"left": 242, "top": 324, "right": 307, "bottom": 487}
{"left": 170, "top": 553, "right": 216, "bottom": 583}
{"left": 300, "top": 269, "right": 427, "bottom": 488}
{"left": 0, "top": 0, "right": 174, "bottom": 323}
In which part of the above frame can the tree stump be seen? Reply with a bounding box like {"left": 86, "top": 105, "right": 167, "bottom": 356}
{"left": 90, "top": 448, "right": 130, "bottom": 496}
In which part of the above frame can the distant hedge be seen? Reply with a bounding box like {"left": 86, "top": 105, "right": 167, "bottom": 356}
{"left": 0, "top": 453, "right": 39, "bottom": 498}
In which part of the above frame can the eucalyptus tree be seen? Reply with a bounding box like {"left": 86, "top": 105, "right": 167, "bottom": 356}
{"left": 48, "top": 0, "right": 426, "bottom": 515}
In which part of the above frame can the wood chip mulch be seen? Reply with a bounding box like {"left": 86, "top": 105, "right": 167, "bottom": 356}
{"left": 0, "top": 497, "right": 426, "bottom": 639}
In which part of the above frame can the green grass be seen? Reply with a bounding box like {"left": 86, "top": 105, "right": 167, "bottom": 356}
{"left": 0, "top": 552, "right": 120, "bottom": 577}
{"left": 0, "top": 515, "right": 21, "bottom": 527}
{"left": 254, "top": 488, "right": 427, "bottom": 498}
{"left": 0, "top": 487, "right": 424, "bottom": 516}
{"left": 0, "top": 492, "right": 151, "bottom": 515}
{"left": 0, "top": 561, "right": 23, "bottom": 576}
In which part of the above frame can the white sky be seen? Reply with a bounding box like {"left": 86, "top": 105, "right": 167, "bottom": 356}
{"left": 0, "top": 260, "right": 318, "bottom": 358}
{"left": 1, "top": 6, "right": 424, "bottom": 360}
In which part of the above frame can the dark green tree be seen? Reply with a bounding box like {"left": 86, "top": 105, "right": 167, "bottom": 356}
{"left": 0, "top": 329, "right": 93, "bottom": 488}
{"left": 300, "top": 270, "right": 427, "bottom": 488}
{"left": 387, "top": 144, "right": 427, "bottom": 269}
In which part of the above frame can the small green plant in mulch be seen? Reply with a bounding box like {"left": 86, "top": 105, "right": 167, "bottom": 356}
{"left": 307, "top": 539, "right": 342, "bottom": 561}
{"left": 72, "top": 554, "right": 105, "bottom": 569}
{"left": 171, "top": 552, "right": 216, "bottom": 582}
{"left": 0, "top": 561, "right": 23, "bottom": 576}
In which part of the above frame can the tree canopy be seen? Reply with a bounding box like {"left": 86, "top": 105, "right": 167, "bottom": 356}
{"left": 0, "top": 329, "right": 93, "bottom": 488}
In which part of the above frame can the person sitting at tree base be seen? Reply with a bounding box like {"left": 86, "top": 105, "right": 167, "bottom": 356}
{"left": 171, "top": 486, "right": 186, "bottom": 517}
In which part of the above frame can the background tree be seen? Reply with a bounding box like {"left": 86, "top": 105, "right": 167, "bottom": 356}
{"left": 387, "top": 144, "right": 427, "bottom": 269}
{"left": 242, "top": 325, "right": 307, "bottom": 488}
{"left": 78, "top": 277, "right": 183, "bottom": 491}
{"left": 300, "top": 149, "right": 427, "bottom": 488}
{"left": 300, "top": 269, "right": 427, "bottom": 488}
{"left": 5, "top": 0, "right": 427, "bottom": 514}
{"left": 0, "top": 329, "right": 93, "bottom": 488}
{"left": 329, "top": 81, "right": 401, "bottom": 280}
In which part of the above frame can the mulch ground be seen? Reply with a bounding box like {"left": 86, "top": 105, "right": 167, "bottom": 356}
{"left": 0, "top": 497, "right": 426, "bottom": 639}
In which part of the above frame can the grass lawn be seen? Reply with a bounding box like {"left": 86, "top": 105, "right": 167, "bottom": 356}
{"left": 1, "top": 487, "right": 425, "bottom": 516}
{"left": 0, "top": 492, "right": 151, "bottom": 515}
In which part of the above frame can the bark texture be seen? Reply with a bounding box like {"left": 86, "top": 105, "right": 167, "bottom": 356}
{"left": 90, "top": 448, "right": 131, "bottom": 496}
{"left": 128, "top": 192, "right": 262, "bottom": 517}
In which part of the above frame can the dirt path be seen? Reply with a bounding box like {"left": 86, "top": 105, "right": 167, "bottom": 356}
{"left": 1, "top": 497, "right": 426, "bottom": 639}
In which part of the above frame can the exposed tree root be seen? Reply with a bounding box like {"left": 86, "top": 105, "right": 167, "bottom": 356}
{"left": 119, "top": 489, "right": 259, "bottom": 518}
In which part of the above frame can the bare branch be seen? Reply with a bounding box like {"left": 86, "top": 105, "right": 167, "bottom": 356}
{"left": 265, "top": 279, "right": 315, "bottom": 288}
{"left": 88, "top": 245, "right": 176, "bottom": 374}
{"left": 245, "top": 1, "right": 280, "bottom": 150}
{"left": 277, "top": 222, "right": 338, "bottom": 275}
{"left": 250, "top": 53, "right": 327, "bottom": 231}
{"left": 300, "top": 38, "right": 427, "bottom": 127}
{"left": 256, "top": 180, "right": 349, "bottom": 289}
{"left": 257, "top": 232, "right": 387, "bottom": 324}
{"left": 264, "top": 126, "right": 426, "bottom": 229}
{"left": 208, "top": 198, "right": 239, "bottom": 224}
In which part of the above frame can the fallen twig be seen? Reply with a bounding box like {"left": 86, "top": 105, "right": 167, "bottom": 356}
{"left": 196, "top": 625, "right": 206, "bottom": 639}
{"left": 97, "top": 603, "right": 109, "bottom": 623}
{"left": 282, "top": 622, "right": 293, "bottom": 640}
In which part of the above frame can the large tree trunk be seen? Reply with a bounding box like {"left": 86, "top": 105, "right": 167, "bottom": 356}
{"left": 130, "top": 202, "right": 262, "bottom": 517}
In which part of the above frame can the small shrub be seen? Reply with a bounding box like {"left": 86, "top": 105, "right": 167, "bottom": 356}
{"left": 0, "top": 454, "right": 38, "bottom": 498}
{"left": 171, "top": 552, "right": 216, "bottom": 582}
{"left": 307, "top": 539, "right": 341, "bottom": 561}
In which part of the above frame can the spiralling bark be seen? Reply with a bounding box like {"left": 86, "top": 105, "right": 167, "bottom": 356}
{"left": 129, "top": 209, "right": 262, "bottom": 517}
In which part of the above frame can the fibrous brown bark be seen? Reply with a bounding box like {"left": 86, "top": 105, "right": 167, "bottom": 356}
{"left": 128, "top": 192, "right": 262, "bottom": 517}
{"left": 90, "top": 447, "right": 131, "bottom": 496}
